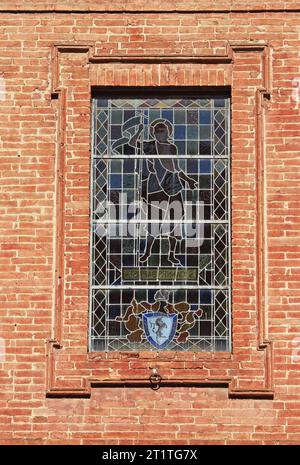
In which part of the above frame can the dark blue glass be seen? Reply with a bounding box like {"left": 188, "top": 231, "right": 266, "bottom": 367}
{"left": 200, "top": 110, "right": 212, "bottom": 124}
{"left": 161, "top": 110, "right": 173, "bottom": 122}
{"left": 175, "top": 125, "right": 186, "bottom": 140}
{"left": 200, "top": 289, "right": 212, "bottom": 304}
{"left": 110, "top": 174, "right": 122, "bottom": 188}
{"left": 200, "top": 160, "right": 212, "bottom": 174}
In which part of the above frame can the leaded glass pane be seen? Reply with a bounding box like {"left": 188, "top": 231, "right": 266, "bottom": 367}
{"left": 90, "top": 93, "right": 231, "bottom": 352}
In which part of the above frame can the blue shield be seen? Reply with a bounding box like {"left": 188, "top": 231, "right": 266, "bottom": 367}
{"left": 142, "top": 312, "right": 178, "bottom": 349}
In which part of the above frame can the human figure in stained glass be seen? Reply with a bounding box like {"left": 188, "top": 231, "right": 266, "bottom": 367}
{"left": 115, "top": 117, "right": 197, "bottom": 265}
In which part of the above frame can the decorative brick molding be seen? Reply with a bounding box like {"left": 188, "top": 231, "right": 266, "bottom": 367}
{"left": 0, "top": 1, "right": 299, "bottom": 13}
{"left": 46, "top": 41, "right": 274, "bottom": 399}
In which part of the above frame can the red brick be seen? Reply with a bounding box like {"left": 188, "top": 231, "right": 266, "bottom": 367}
{"left": 0, "top": 0, "right": 300, "bottom": 446}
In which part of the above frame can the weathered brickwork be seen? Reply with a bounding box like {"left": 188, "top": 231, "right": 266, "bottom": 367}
{"left": 0, "top": 1, "right": 300, "bottom": 444}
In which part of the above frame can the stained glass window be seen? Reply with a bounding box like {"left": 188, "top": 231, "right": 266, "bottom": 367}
{"left": 89, "top": 93, "right": 231, "bottom": 352}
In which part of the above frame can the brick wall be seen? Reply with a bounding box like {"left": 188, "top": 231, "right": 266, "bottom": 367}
{"left": 0, "top": 1, "right": 300, "bottom": 444}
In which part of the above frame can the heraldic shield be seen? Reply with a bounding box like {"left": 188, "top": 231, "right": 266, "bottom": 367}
{"left": 142, "top": 312, "right": 178, "bottom": 349}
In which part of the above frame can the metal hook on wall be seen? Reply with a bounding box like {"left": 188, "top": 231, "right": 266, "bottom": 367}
{"left": 149, "top": 367, "right": 162, "bottom": 390}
